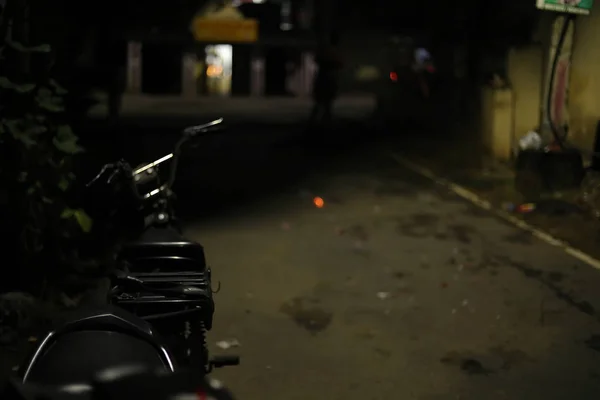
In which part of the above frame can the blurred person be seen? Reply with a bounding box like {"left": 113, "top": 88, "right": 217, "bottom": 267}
{"left": 309, "top": 31, "right": 343, "bottom": 127}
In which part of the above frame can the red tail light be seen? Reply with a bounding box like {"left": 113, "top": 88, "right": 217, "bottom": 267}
{"left": 425, "top": 65, "right": 435, "bottom": 73}
{"left": 389, "top": 72, "right": 398, "bottom": 82}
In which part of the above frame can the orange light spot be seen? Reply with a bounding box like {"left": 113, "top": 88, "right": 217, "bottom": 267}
{"left": 313, "top": 196, "right": 324, "bottom": 208}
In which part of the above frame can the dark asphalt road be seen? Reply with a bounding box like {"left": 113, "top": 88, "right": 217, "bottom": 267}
{"left": 175, "top": 121, "right": 600, "bottom": 400}
{"left": 84, "top": 98, "right": 600, "bottom": 400}
{"left": 4, "top": 97, "right": 600, "bottom": 399}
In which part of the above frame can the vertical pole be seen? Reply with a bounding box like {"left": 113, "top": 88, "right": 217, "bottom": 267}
{"left": 181, "top": 51, "right": 198, "bottom": 98}
{"left": 126, "top": 41, "right": 142, "bottom": 94}
{"left": 250, "top": 46, "right": 265, "bottom": 97}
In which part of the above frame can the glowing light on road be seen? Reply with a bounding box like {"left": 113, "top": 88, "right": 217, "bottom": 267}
{"left": 313, "top": 197, "right": 324, "bottom": 208}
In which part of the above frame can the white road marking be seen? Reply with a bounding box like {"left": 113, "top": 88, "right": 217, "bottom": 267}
{"left": 391, "top": 153, "right": 600, "bottom": 271}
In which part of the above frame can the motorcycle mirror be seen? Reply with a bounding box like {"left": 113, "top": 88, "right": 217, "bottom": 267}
{"left": 182, "top": 118, "right": 224, "bottom": 138}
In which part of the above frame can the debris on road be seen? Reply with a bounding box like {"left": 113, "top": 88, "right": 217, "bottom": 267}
{"left": 460, "top": 359, "right": 492, "bottom": 375}
{"left": 215, "top": 338, "right": 240, "bottom": 350}
{"left": 377, "top": 292, "right": 391, "bottom": 300}
{"left": 441, "top": 352, "right": 494, "bottom": 376}
{"left": 503, "top": 202, "right": 536, "bottom": 214}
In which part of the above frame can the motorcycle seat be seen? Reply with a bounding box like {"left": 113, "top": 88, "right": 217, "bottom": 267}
{"left": 120, "top": 227, "right": 207, "bottom": 268}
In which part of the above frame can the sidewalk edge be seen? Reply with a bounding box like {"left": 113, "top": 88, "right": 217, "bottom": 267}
{"left": 391, "top": 153, "right": 600, "bottom": 271}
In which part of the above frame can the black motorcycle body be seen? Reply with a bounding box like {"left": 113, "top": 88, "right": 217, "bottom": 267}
{"left": 113, "top": 226, "right": 214, "bottom": 370}
{"left": 82, "top": 118, "right": 236, "bottom": 373}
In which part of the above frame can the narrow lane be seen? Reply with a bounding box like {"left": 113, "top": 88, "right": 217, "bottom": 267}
{"left": 183, "top": 136, "right": 600, "bottom": 400}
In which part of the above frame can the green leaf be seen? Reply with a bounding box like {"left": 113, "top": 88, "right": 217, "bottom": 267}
{"left": 37, "top": 97, "right": 64, "bottom": 112}
{"left": 53, "top": 125, "right": 84, "bottom": 154}
{"left": 6, "top": 120, "right": 37, "bottom": 148}
{"left": 60, "top": 208, "right": 93, "bottom": 233}
{"left": 60, "top": 208, "right": 75, "bottom": 219}
{"left": 0, "top": 77, "right": 35, "bottom": 92}
{"left": 49, "top": 80, "right": 68, "bottom": 95}
{"left": 58, "top": 176, "right": 69, "bottom": 191}
{"left": 6, "top": 41, "right": 51, "bottom": 53}
{"left": 0, "top": 76, "right": 14, "bottom": 89}
{"left": 56, "top": 125, "right": 75, "bottom": 140}
{"left": 74, "top": 210, "right": 93, "bottom": 233}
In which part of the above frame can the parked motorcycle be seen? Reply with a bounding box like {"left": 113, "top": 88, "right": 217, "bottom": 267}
{"left": 98, "top": 118, "right": 236, "bottom": 373}
{"left": 45, "top": 118, "right": 234, "bottom": 373}
{"left": 0, "top": 119, "right": 236, "bottom": 398}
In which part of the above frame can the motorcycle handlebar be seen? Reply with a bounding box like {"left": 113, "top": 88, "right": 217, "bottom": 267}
{"left": 86, "top": 118, "right": 225, "bottom": 202}
{"left": 4, "top": 368, "right": 236, "bottom": 400}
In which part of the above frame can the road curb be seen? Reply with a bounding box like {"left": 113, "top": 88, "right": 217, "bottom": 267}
{"left": 391, "top": 153, "right": 600, "bottom": 271}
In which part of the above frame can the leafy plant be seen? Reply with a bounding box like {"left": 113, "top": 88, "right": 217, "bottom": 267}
{"left": 0, "top": 11, "right": 94, "bottom": 294}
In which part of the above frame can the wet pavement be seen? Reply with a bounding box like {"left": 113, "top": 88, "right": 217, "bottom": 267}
{"left": 174, "top": 123, "right": 600, "bottom": 399}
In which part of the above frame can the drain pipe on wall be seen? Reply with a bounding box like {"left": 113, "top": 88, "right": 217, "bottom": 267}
{"left": 545, "top": 13, "right": 575, "bottom": 150}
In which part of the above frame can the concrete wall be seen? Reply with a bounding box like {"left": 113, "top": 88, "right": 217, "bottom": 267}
{"left": 480, "top": 87, "right": 514, "bottom": 161}
{"left": 568, "top": 11, "right": 600, "bottom": 152}
{"left": 478, "top": 46, "right": 542, "bottom": 162}
{"left": 507, "top": 45, "right": 543, "bottom": 144}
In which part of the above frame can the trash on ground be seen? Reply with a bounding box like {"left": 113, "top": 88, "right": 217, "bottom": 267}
{"left": 216, "top": 339, "right": 240, "bottom": 350}
{"left": 504, "top": 202, "right": 536, "bottom": 214}
{"left": 461, "top": 299, "right": 469, "bottom": 307}
{"left": 377, "top": 292, "right": 391, "bottom": 300}
{"left": 518, "top": 131, "right": 543, "bottom": 151}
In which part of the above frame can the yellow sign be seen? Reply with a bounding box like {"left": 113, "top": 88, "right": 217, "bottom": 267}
{"left": 192, "top": 18, "right": 258, "bottom": 43}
